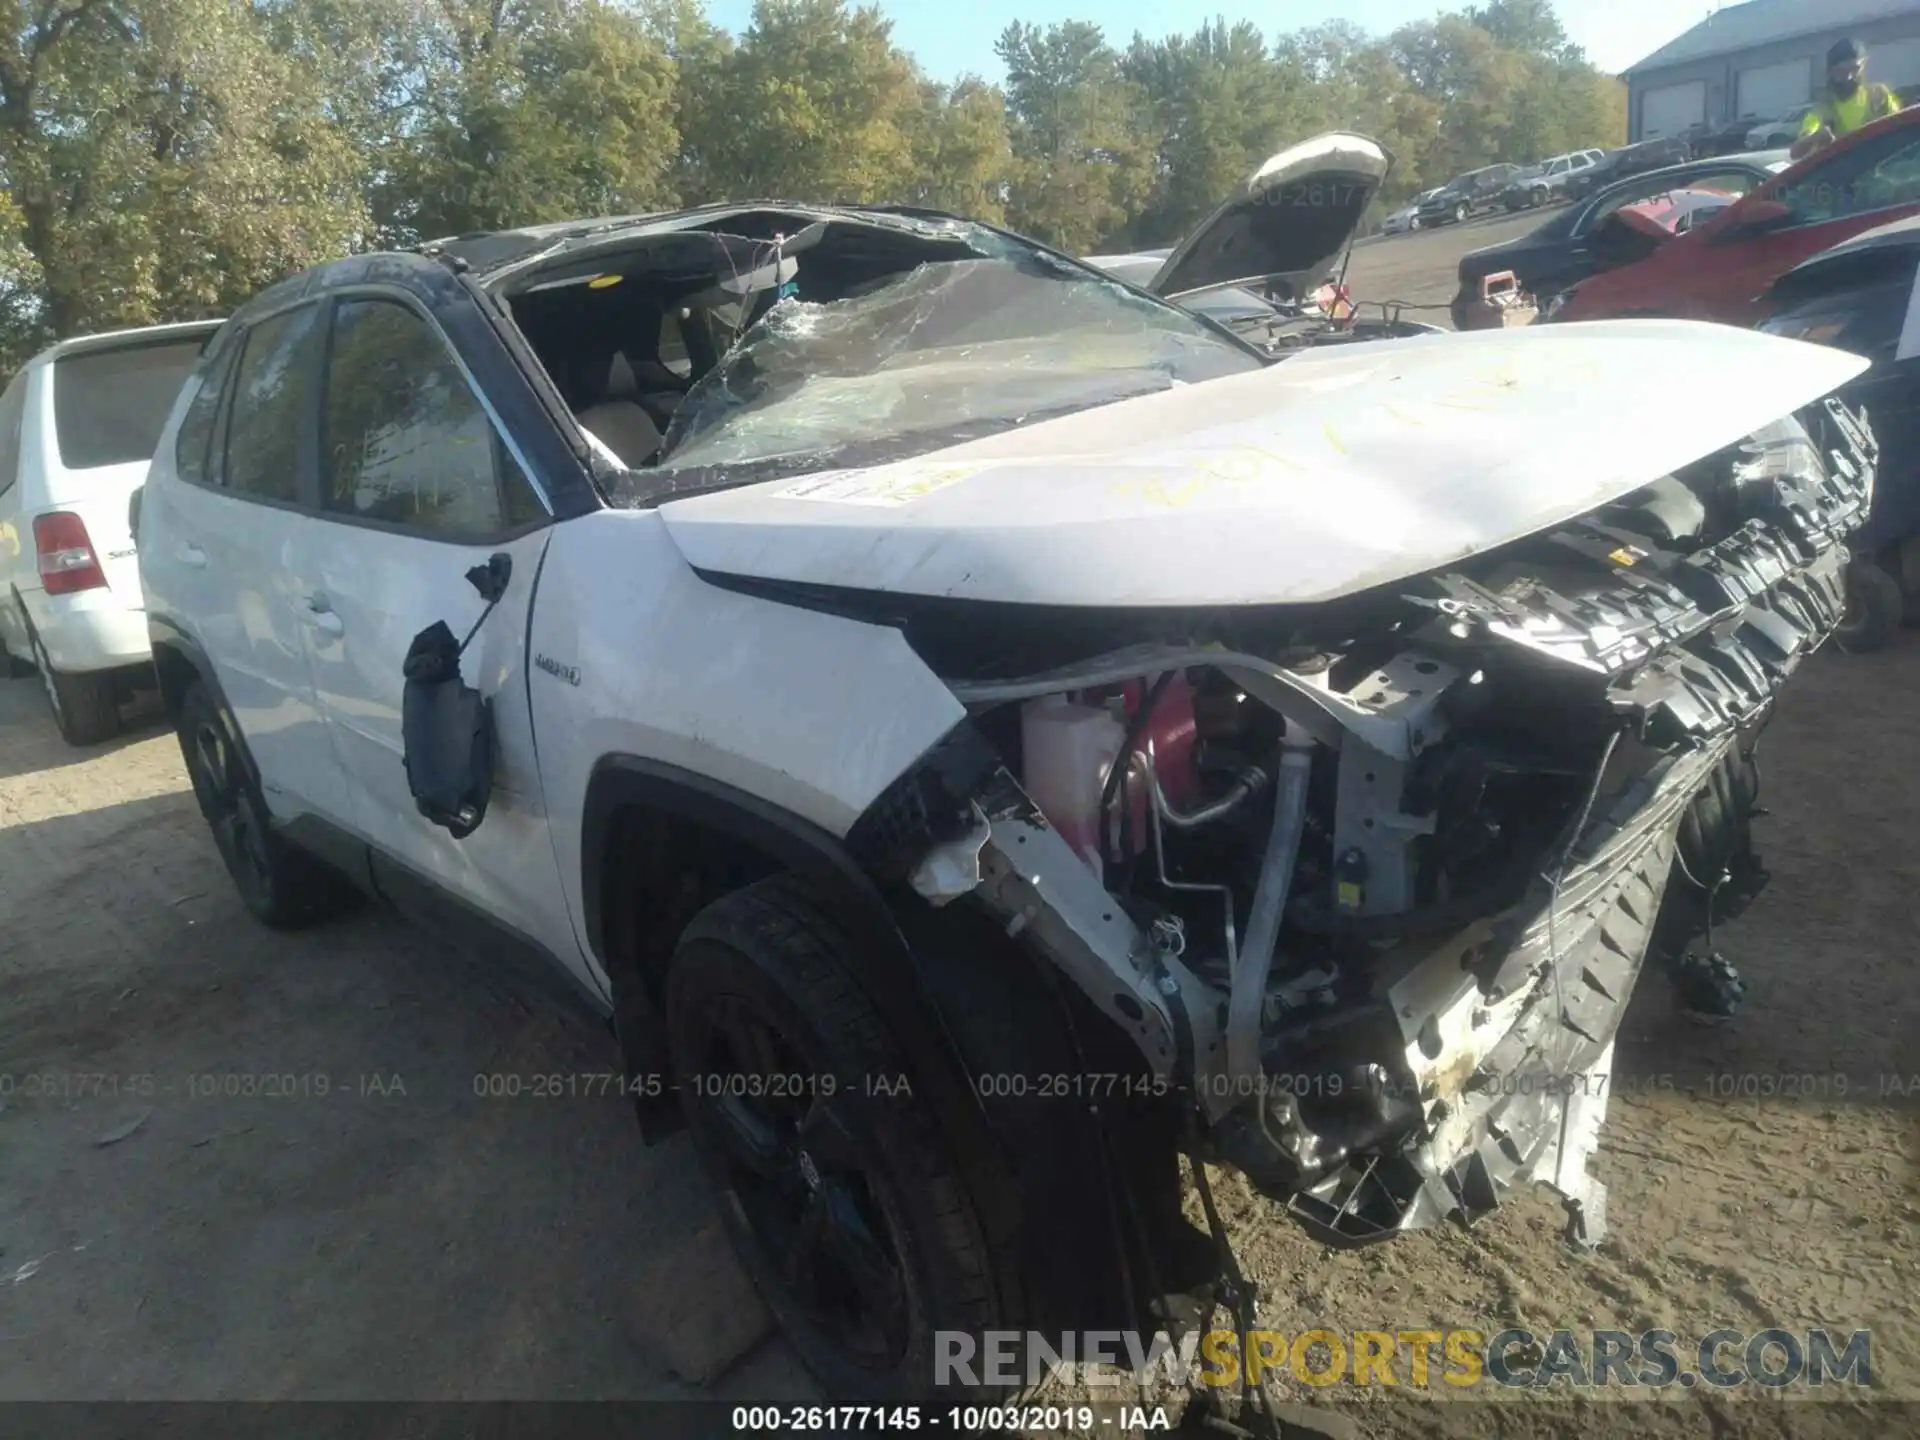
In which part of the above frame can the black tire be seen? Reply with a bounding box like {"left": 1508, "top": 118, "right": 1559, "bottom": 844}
{"left": 1835, "top": 558, "right": 1903, "bottom": 654}
{"left": 26, "top": 621, "right": 120, "bottom": 745}
{"left": 3, "top": 641, "right": 37, "bottom": 679}
{"left": 666, "top": 875, "right": 1019, "bottom": 1404}
{"left": 176, "top": 679, "right": 356, "bottom": 928}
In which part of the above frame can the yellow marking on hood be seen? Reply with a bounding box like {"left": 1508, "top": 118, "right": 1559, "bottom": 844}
{"left": 1202, "top": 449, "right": 1270, "bottom": 486}
{"left": 1124, "top": 477, "right": 1210, "bottom": 509}
{"left": 1322, "top": 421, "right": 1348, "bottom": 455}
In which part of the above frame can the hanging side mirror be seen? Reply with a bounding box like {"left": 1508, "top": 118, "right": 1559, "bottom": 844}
{"left": 400, "top": 553, "right": 513, "bottom": 839}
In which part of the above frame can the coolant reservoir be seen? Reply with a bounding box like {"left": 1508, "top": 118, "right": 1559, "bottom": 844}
{"left": 1021, "top": 697, "right": 1125, "bottom": 875}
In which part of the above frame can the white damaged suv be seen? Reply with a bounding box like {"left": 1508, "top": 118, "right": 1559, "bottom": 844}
{"left": 137, "top": 134, "right": 1875, "bottom": 1404}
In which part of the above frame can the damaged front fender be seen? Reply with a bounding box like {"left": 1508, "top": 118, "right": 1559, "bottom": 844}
{"left": 853, "top": 396, "right": 1874, "bottom": 1254}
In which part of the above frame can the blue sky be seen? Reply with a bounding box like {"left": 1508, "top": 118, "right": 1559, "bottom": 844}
{"left": 705, "top": 0, "right": 1703, "bottom": 80}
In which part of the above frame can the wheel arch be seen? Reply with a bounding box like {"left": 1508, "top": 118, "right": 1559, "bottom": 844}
{"left": 581, "top": 750, "right": 1197, "bottom": 1333}
{"left": 580, "top": 756, "right": 1009, "bottom": 1172}
{"left": 147, "top": 616, "right": 260, "bottom": 791}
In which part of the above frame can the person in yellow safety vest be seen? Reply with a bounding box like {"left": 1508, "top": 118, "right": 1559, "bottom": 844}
{"left": 1792, "top": 38, "right": 1901, "bottom": 160}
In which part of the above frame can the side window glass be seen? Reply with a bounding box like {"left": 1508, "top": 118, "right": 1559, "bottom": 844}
{"left": 322, "top": 298, "right": 544, "bottom": 538}
{"left": 0, "top": 372, "right": 25, "bottom": 496}
{"left": 173, "top": 342, "right": 237, "bottom": 490}
{"left": 225, "top": 305, "right": 324, "bottom": 502}
{"left": 1781, "top": 133, "right": 1920, "bottom": 226}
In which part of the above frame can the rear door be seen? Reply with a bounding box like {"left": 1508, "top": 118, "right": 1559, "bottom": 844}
{"left": 141, "top": 301, "right": 353, "bottom": 824}
{"left": 298, "top": 292, "right": 582, "bottom": 977}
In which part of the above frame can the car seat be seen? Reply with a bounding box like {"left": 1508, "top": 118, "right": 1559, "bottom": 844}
{"left": 574, "top": 352, "right": 663, "bottom": 468}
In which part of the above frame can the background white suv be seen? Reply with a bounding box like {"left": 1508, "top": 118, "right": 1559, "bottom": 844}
{"left": 0, "top": 321, "right": 220, "bottom": 743}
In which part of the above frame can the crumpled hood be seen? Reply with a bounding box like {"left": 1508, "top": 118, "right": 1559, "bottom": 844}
{"left": 658, "top": 321, "right": 1868, "bottom": 609}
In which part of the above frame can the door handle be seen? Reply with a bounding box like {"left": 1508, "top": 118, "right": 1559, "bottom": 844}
{"left": 303, "top": 594, "right": 344, "bottom": 637}
{"left": 177, "top": 543, "right": 207, "bottom": 569}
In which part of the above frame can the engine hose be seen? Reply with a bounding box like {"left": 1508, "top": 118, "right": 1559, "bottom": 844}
{"left": 1136, "top": 756, "right": 1271, "bottom": 830}
{"left": 1100, "top": 670, "right": 1178, "bottom": 874}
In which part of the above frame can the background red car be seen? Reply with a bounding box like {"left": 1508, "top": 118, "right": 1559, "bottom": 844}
{"left": 1555, "top": 107, "right": 1920, "bottom": 326}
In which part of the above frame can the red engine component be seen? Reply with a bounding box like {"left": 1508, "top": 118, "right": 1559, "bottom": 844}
{"left": 1082, "top": 671, "right": 1201, "bottom": 858}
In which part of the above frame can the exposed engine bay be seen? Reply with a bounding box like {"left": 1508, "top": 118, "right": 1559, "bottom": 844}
{"left": 847, "top": 400, "right": 1876, "bottom": 1248}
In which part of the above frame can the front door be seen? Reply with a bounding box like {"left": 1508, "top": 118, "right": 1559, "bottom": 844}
{"left": 297, "top": 294, "right": 588, "bottom": 990}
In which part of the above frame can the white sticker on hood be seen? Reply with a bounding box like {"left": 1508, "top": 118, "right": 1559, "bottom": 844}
{"left": 774, "top": 461, "right": 985, "bottom": 506}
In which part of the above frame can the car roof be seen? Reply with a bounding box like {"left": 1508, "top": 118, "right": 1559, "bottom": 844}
{"left": 209, "top": 199, "right": 1015, "bottom": 340}
{"left": 425, "top": 200, "right": 989, "bottom": 280}
{"left": 1590, "top": 151, "right": 1788, "bottom": 200}
{"left": 28, "top": 319, "right": 223, "bottom": 370}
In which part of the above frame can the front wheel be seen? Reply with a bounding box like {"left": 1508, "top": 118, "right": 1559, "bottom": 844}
{"left": 667, "top": 876, "right": 1020, "bottom": 1404}
{"left": 176, "top": 680, "right": 356, "bottom": 927}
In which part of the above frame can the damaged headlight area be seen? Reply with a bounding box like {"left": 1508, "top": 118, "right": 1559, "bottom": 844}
{"left": 847, "top": 399, "right": 1874, "bottom": 1251}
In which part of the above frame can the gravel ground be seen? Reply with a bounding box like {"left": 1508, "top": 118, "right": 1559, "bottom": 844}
{"left": 1, "top": 222, "right": 1913, "bottom": 1433}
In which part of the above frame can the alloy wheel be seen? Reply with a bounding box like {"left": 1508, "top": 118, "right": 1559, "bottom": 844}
{"left": 189, "top": 718, "right": 274, "bottom": 908}
{"left": 693, "top": 992, "right": 911, "bottom": 1369}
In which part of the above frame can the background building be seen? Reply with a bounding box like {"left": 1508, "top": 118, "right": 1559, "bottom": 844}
{"left": 1625, "top": 0, "right": 1920, "bottom": 141}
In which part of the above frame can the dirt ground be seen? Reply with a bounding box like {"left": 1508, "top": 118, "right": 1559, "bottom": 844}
{"left": 2, "top": 215, "right": 1914, "bottom": 1434}
{"left": 0, "top": 678, "right": 814, "bottom": 1405}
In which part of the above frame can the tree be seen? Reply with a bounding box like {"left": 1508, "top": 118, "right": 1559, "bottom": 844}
{"left": 679, "top": 0, "right": 925, "bottom": 205}
{"left": 1123, "top": 20, "right": 1314, "bottom": 246}
{"left": 900, "top": 77, "right": 1011, "bottom": 221}
{"left": 997, "top": 20, "right": 1152, "bottom": 252}
{"left": 0, "top": 0, "right": 1631, "bottom": 378}
{"left": 1466, "top": 0, "right": 1571, "bottom": 63}
{"left": 0, "top": 0, "right": 368, "bottom": 343}
{"left": 376, "top": 0, "right": 681, "bottom": 242}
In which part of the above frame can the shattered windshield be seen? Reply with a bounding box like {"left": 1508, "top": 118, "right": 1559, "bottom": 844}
{"left": 608, "top": 256, "right": 1260, "bottom": 504}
